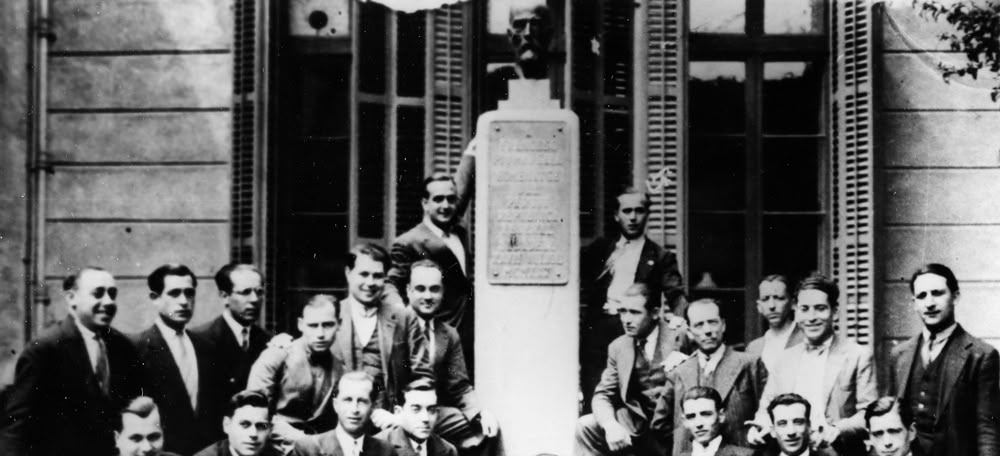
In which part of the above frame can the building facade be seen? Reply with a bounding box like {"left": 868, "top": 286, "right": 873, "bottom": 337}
{"left": 0, "top": 0, "right": 997, "bottom": 388}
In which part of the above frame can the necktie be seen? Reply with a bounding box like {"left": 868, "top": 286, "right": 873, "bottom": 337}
{"left": 241, "top": 326, "right": 250, "bottom": 352}
{"left": 700, "top": 354, "right": 714, "bottom": 386}
{"left": 424, "top": 320, "right": 435, "bottom": 365}
{"left": 635, "top": 338, "right": 648, "bottom": 364}
{"left": 94, "top": 334, "right": 110, "bottom": 394}
{"left": 416, "top": 442, "right": 424, "bottom": 456}
{"left": 176, "top": 330, "right": 198, "bottom": 410}
{"left": 352, "top": 439, "right": 362, "bottom": 456}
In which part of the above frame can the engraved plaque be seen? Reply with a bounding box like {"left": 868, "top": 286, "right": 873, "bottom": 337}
{"left": 486, "top": 121, "right": 571, "bottom": 285}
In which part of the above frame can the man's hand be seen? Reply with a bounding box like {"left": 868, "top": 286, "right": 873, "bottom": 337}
{"left": 478, "top": 410, "right": 499, "bottom": 437}
{"left": 602, "top": 421, "right": 633, "bottom": 452}
{"left": 267, "top": 333, "right": 294, "bottom": 350}
{"left": 463, "top": 135, "right": 480, "bottom": 157}
{"left": 271, "top": 420, "right": 306, "bottom": 453}
{"left": 660, "top": 351, "right": 690, "bottom": 373}
{"left": 811, "top": 422, "right": 840, "bottom": 449}
{"left": 371, "top": 409, "right": 399, "bottom": 429}
{"left": 745, "top": 420, "right": 771, "bottom": 446}
{"left": 663, "top": 312, "right": 686, "bottom": 330}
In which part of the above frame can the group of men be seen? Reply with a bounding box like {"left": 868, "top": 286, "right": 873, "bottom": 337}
{"left": 0, "top": 169, "right": 497, "bottom": 456}
{"left": 574, "top": 187, "right": 999, "bottom": 456}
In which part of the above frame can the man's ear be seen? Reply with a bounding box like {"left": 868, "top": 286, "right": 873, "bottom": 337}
{"left": 394, "top": 405, "right": 403, "bottom": 415}
{"left": 223, "top": 416, "right": 231, "bottom": 431}
{"left": 219, "top": 290, "right": 229, "bottom": 299}
{"left": 907, "top": 423, "right": 917, "bottom": 444}
{"left": 149, "top": 292, "right": 159, "bottom": 300}
{"left": 718, "top": 410, "right": 726, "bottom": 424}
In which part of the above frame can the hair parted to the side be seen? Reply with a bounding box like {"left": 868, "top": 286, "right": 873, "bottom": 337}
{"left": 864, "top": 396, "right": 913, "bottom": 430}
{"left": 63, "top": 266, "right": 109, "bottom": 291}
{"left": 334, "top": 371, "right": 378, "bottom": 401}
{"left": 346, "top": 243, "right": 391, "bottom": 272}
{"left": 680, "top": 386, "right": 724, "bottom": 412}
{"left": 214, "top": 263, "right": 261, "bottom": 294}
{"left": 422, "top": 173, "right": 456, "bottom": 199}
{"left": 796, "top": 273, "right": 839, "bottom": 309}
{"left": 909, "top": 263, "right": 959, "bottom": 294}
{"left": 224, "top": 389, "right": 273, "bottom": 418}
{"left": 767, "top": 393, "right": 812, "bottom": 424}
{"left": 147, "top": 263, "right": 198, "bottom": 294}
{"left": 115, "top": 396, "right": 159, "bottom": 432}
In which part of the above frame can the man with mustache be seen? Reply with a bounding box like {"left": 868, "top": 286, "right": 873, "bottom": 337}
{"left": 580, "top": 188, "right": 686, "bottom": 412}
{"left": 134, "top": 263, "right": 222, "bottom": 455}
{"left": 482, "top": 0, "right": 556, "bottom": 112}
{"left": 747, "top": 274, "right": 876, "bottom": 454}
{"left": 575, "top": 283, "right": 687, "bottom": 456}
{"left": 745, "top": 275, "right": 804, "bottom": 372}
{"left": 677, "top": 387, "right": 753, "bottom": 456}
{"left": 193, "top": 264, "right": 274, "bottom": 418}
{"left": 338, "top": 243, "right": 432, "bottom": 430}
{"left": 864, "top": 397, "right": 917, "bottom": 456}
{"left": 248, "top": 294, "right": 345, "bottom": 447}
{"left": 387, "top": 174, "right": 474, "bottom": 375}
{"left": 406, "top": 260, "right": 498, "bottom": 455}
{"left": 375, "top": 378, "right": 458, "bottom": 456}
{"left": 0, "top": 267, "right": 143, "bottom": 456}
{"left": 291, "top": 371, "right": 397, "bottom": 456}
{"left": 884, "top": 263, "right": 999, "bottom": 456}
{"left": 652, "top": 299, "right": 765, "bottom": 455}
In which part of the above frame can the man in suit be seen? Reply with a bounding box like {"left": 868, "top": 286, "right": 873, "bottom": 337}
{"left": 885, "top": 263, "right": 999, "bottom": 456}
{"left": 194, "top": 390, "right": 278, "bottom": 456}
{"left": 115, "top": 396, "right": 182, "bottom": 456}
{"left": 0, "top": 267, "right": 143, "bottom": 456}
{"left": 653, "top": 299, "right": 766, "bottom": 455}
{"left": 192, "top": 264, "right": 273, "bottom": 412}
{"left": 248, "top": 294, "right": 345, "bottom": 445}
{"left": 291, "top": 371, "right": 398, "bottom": 456}
{"left": 864, "top": 397, "right": 917, "bottom": 456}
{"left": 387, "top": 173, "right": 474, "bottom": 373}
{"left": 375, "top": 378, "right": 458, "bottom": 456}
{"left": 406, "top": 260, "right": 498, "bottom": 455}
{"left": 580, "top": 188, "right": 686, "bottom": 410}
{"left": 747, "top": 274, "right": 876, "bottom": 454}
{"left": 336, "top": 243, "right": 432, "bottom": 431}
{"left": 745, "top": 275, "right": 804, "bottom": 372}
{"left": 133, "top": 263, "right": 222, "bottom": 455}
{"left": 676, "top": 386, "right": 753, "bottom": 456}
{"left": 575, "top": 283, "right": 687, "bottom": 456}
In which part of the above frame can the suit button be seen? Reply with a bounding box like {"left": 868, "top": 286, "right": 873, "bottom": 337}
{"left": 920, "top": 391, "right": 926, "bottom": 397}
{"left": 918, "top": 403, "right": 924, "bottom": 409}
{"left": 229, "top": 378, "right": 236, "bottom": 384}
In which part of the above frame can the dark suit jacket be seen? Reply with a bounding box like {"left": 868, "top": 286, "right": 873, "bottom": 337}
{"left": 428, "top": 319, "right": 479, "bottom": 421}
{"left": 191, "top": 314, "right": 272, "bottom": 406}
{"left": 387, "top": 223, "right": 472, "bottom": 331}
{"left": 679, "top": 442, "right": 754, "bottom": 456}
{"left": 334, "top": 300, "right": 432, "bottom": 410}
{"left": 291, "top": 430, "right": 398, "bottom": 456}
{"left": 248, "top": 337, "right": 345, "bottom": 431}
{"left": 886, "top": 324, "right": 1000, "bottom": 456}
{"left": 193, "top": 439, "right": 281, "bottom": 456}
{"left": 375, "top": 426, "right": 457, "bottom": 456}
{"left": 581, "top": 234, "right": 685, "bottom": 317}
{"left": 133, "top": 324, "right": 224, "bottom": 456}
{"left": 653, "top": 347, "right": 767, "bottom": 455}
{"left": 0, "top": 317, "right": 143, "bottom": 456}
{"left": 592, "top": 320, "right": 688, "bottom": 433}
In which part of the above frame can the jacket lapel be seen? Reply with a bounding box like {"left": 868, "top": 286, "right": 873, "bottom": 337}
{"left": 633, "top": 237, "right": 656, "bottom": 282}
{"left": 620, "top": 337, "right": 635, "bottom": 400}
{"left": 894, "top": 336, "right": 920, "bottom": 396}
{"left": 937, "top": 326, "right": 971, "bottom": 421}
{"left": 61, "top": 318, "right": 102, "bottom": 393}
{"left": 335, "top": 301, "right": 356, "bottom": 368}
{"left": 712, "top": 347, "right": 741, "bottom": 400}
{"left": 417, "top": 223, "right": 463, "bottom": 275}
{"left": 379, "top": 304, "right": 397, "bottom": 367}
{"left": 822, "top": 335, "right": 847, "bottom": 410}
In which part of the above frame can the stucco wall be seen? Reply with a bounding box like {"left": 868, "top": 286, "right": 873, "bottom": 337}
{"left": 876, "top": 1, "right": 1000, "bottom": 365}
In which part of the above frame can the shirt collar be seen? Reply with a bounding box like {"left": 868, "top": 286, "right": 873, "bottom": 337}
{"left": 409, "top": 437, "right": 427, "bottom": 455}
{"left": 423, "top": 217, "right": 452, "bottom": 239}
{"left": 699, "top": 344, "right": 726, "bottom": 363}
{"left": 347, "top": 295, "right": 378, "bottom": 318}
{"left": 335, "top": 426, "right": 364, "bottom": 453}
{"left": 694, "top": 435, "right": 723, "bottom": 456}
{"left": 154, "top": 316, "right": 186, "bottom": 337}
{"left": 805, "top": 333, "right": 834, "bottom": 353}
{"left": 222, "top": 309, "right": 249, "bottom": 336}
{"left": 72, "top": 315, "right": 98, "bottom": 341}
{"left": 923, "top": 321, "right": 957, "bottom": 344}
{"left": 615, "top": 235, "right": 646, "bottom": 249}
{"left": 640, "top": 325, "right": 659, "bottom": 348}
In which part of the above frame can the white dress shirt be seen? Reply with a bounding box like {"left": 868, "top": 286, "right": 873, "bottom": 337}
{"left": 222, "top": 308, "right": 251, "bottom": 347}
{"left": 348, "top": 296, "right": 379, "bottom": 346}
{"left": 760, "top": 323, "right": 795, "bottom": 370}
{"left": 639, "top": 325, "right": 659, "bottom": 361}
{"left": 922, "top": 322, "right": 957, "bottom": 365}
{"left": 73, "top": 316, "right": 102, "bottom": 374}
{"left": 424, "top": 218, "right": 466, "bottom": 275}
{"left": 154, "top": 318, "right": 199, "bottom": 410}
{"left": 698, "top": 344, "right": 727, "bottom": 379}
{"left": 421, "top": 317, "right": 437, "bottom": 364}
{"left": 410, "top": 438, "right": 428, "bottom": 456}
{"left": 792, "top": 336, "right": 833, "bottom": 425}
{"left": 604, "top": 236, "right": 646, "bottom": 312}
{"left": 692, "top": 435, "right": 722, "bottom": 456}
{"left": 335, "top": 425, "right": 365, "bottom": 456}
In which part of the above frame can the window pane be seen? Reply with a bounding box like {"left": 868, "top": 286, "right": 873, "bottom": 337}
{"left": 690, "top": 0, "right": 745, "bottom": 34}
{"left": 690, "top": 62, "right": 745, "bottom": 134}
{"left": 763, "top": 62, "right": 823, "bottom": 134}
{"left": 395, "top": 106, "right": 425, "bottom": 235}
{"left": 396, "top": 11, "right": 426, "bottom": 97}
{"left": 289, "top": 139, "right": 350, "bottom": 213}
{"left": 762, "top": 214, "right": 821, "bottom": 282}
{"left": 357, "top": 103, "right": 385, "bottom": 238}
{"left": 690, "top": 136, "right": 745, "bottom": 211}
{"left": 359, "top": 2, "right": 387, "bottom": 93}
{"left": 689, "top": 213, "right": 745, "bottom": 288}
{"left": 762, "top": 138, "right": 820, "bottom": 212}
{"left": 603, "top": 110, "right": 632, "bottom": 235}
{"left": 282, "top": 214, "right": 350, "bottom": 288}
{"left": 765, "top": 0, "right": 825, "bottom": 34}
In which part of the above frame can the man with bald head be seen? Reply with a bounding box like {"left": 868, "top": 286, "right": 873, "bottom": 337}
{"left": 0, "top": 267, "right": 143, "bottom": 456}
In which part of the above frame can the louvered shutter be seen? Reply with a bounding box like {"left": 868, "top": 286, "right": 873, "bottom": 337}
{"left": 231, "top": 0, "right": 261, "bottom": 263}
{"left": 831, "top": 0, "right": 875, "bottom": 344}
{"left": 429, "top": 2, "right": 472, "bottom": 175}
{"left": 644, "top": 0, "right": 685, "bottom": 263}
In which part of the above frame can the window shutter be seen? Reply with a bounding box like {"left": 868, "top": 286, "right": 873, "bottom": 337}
{"left": 643, "top": 0, "right": 685, "bottom": 262}
{"left": 831, "top": 0, "right": 876, "bottom": 344}
{"left": 231, "top": 0, "right": 262, "bottom": 263}
{"left": 429, "top": 2, "right": 472, "bottom": 175}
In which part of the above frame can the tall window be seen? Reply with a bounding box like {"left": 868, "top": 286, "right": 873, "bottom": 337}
{"left": 685, "top": 0, "right": 828, "bottom": 344}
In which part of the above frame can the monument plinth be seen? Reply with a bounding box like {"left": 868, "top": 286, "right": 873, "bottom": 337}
{"left": 475, "top": 79, "right": 579, "bottom": 456}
